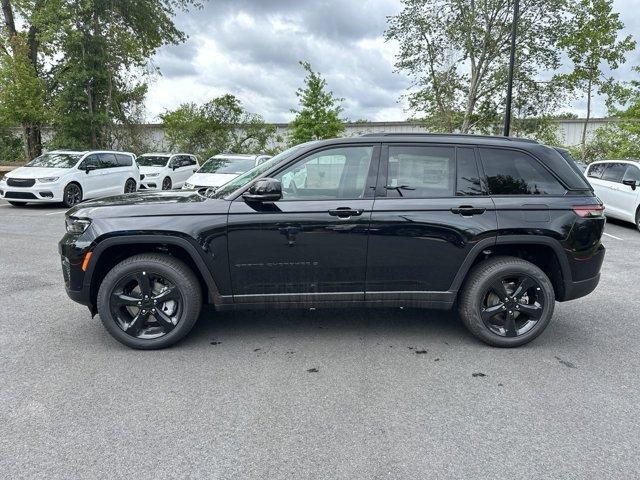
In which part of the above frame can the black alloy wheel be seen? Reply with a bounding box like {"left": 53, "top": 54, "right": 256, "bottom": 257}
{"left": 458, "top": 256, "right": 555, "bottom": 347}
{"left": 162, "top": 177, "right": 172, "bottom": 190}
{"left": 109, "top": 271, "right": 183, "bottom": 339}
{"left": 63, "top": 183, "right": 82, "bottom": 208}
{"left": 480, "top": 275, "right": 544, "bottom": 337}
{"left": 97, "top": 253, "right": 202, "bottom": 349}
{"left": 124, "top": 178, "right": 137, "bottom": 194}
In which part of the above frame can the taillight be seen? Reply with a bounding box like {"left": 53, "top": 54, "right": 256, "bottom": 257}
{"left": 572, "top": 205, "right": 605, "bottom": 218}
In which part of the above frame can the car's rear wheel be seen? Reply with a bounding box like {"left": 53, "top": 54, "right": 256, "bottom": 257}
{"left": 458, "top": 256, "right": 555, "bottom": 347}
{"left": 97, "top": 253, "right": 202, "bottom": 349}
{"left": 62, "top": 183, "right": 82, "bottom": 208}
{"left": 162, "top": 177, "right": 172, "bottom": 190}
{"left": 124, "top": 178, "right": 137, "bottom": 194}
{"left": 7, "top": 201, "right": 28, "bottom": 207}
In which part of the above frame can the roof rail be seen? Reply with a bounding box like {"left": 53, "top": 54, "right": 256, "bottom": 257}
{"left": 359, "top": 132, "right": 539, "bottom": 143}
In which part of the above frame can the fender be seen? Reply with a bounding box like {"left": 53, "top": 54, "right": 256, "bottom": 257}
{"left": 447, "top": 235, "right": 572, "bottom": 293}
{"left": 83, "top": 233, "right": 223, "bottom": 305}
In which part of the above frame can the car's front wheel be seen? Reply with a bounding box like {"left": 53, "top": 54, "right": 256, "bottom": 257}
{"left": 97, "top": 253, "right": 202, "bottom": 349}
{"left": 62, "top": 183, "right": 82, "bottom": 208}
{"left": 162, "top": 177, "right": 172, "bottom": 190}
{"left": 458, "top": 256, "right": 555, "bottom": 347}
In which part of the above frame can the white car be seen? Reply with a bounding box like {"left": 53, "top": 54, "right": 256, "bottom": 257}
{"left": 137, "top": 153, "right": 199, "bottom": 190}
{"left": 586, "top": 159, "right": 640, "bottom": 231}
{"left": 182, "top": 154, "right": 271, "bottom": 190}
{"left": 0, "top": 150, "right": 139, "bottom": 208}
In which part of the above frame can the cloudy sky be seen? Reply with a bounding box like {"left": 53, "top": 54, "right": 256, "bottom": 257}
{"left": 145, "top": 0, "right": 640, "bottom": 123}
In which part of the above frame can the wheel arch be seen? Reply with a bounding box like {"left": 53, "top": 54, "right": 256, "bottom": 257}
{"left": 84, "top": 235, "right": 222, "bottom": 313}
{"left": 450, "top": 236, "right": 571, "bottom": 301}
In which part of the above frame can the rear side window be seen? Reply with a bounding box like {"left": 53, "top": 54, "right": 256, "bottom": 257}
{"left": 385, "top": 145, "right": 455, "bottom": 198}
{"left": 116, "top": 154, "right": 132, "bottom": 166}
{"left": 99, "top": 153, "right": 119, "bottom": 169}
{"left": 587, "top": 163, "right": 606, "bottom": 178}
{"left": 456, "top": 148, "right": 482, "bottom": 196}
{"left": 600, "top": 163, "right": 627, "bottom": 183}
{"left": 479, "top": 148, "right": 565, "bottom": 195}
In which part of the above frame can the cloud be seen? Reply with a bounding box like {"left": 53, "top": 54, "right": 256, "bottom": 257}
{"left": 145, "top": 0, "right": 640, "bottom": 122}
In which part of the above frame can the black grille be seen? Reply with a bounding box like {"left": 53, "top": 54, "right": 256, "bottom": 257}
{"left": 5, "top": 191, "right": 37, "bottom": 199}
{"left": 7, "top": 178, "right": 36, "bottom": 187}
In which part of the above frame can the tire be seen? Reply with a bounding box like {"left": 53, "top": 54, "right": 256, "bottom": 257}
{"left": 62, "top": 182, "right": 82, "bottom": 208}
{"left": 124, "top": 178, "right": 137, "bottom": 194}
{"left": 97, "top": 253, "right": 202, "bottom": 349}
{"left": 458, "top": 256, "right": 555, "bottom": 348}
{"left": 162, "top": 177, "right": 172, "bottom": 190}
{"left": 635, "top": 207, "right": 640, "bottom": 232}
{"left": 8, "top": 201, "right": 27, "bottom": 207}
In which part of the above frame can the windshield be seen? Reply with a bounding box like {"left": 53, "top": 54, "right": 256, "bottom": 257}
{"left": 198, "top": 156, "right": 256, "bottom": 175}
{"left": 26, "top": 153, "right": 82, "bottom": 168}
{"left": 137, "top": 155, "right": 169, "bottom": 167}
{"left": 208, "top": 143, "right": 317, "bottom": 199}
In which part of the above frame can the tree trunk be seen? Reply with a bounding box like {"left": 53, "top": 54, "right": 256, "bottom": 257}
{"left": 581, "top": 76, "right": 593, "bottom": 161}
{"left": 23, "top": 124, "right": 42, "bottom": 159}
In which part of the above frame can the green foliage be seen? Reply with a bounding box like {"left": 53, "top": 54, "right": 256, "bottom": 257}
{"left": 387, "top": 0, "right": 568, "bottom": 134}
{"left": 0, "top": 125, "right": 25, "bottom": 164}
{"left": 160, "top": 94, "right": 276, "bottom": 159}
{"left": 289, "top": 62, "right": 345, "bottom": 145}
{"left": 557, "top": 0, "right": 635, "bottom": 156}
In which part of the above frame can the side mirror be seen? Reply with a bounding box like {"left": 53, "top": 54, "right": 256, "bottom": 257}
{"left": 622, "top": 179, "right": 638, "bottom": 190}
{"left": 172, "top": 164, "right": 178, "bottom": 171}
{"left": 242, "top": 178, "right": 282, "bottom": 202}
{"left": 85, "top": 164, "right": 97, "bottom": 174}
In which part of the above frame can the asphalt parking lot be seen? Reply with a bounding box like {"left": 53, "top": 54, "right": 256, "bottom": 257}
{"left": 1, "top": 200, "right": 639, "bottom": 479}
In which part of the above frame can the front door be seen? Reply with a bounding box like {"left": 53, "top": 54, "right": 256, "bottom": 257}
{"left": 365, "top": 144, "right": 497, "bottom": 302}
{"left": 227, "top": 144, "right": 380, "bottom": 304}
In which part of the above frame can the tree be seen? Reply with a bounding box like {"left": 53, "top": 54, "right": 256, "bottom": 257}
{"left": 160, "top": 94, "right": 276, "bottom": 159}
{"left": 49, "top": 0, "right": 199, "bottom": 150}
{"left": 386, "top": 0, "right": 568, "bottom": 134}
{"left": 557, "top": 0, "right": 635, "bottom": 159}
{"left": 289, "top": 62, "right": 345, "bottom": 145}
{"left": 0, "top": 0, "right": 57, "bottom": 158}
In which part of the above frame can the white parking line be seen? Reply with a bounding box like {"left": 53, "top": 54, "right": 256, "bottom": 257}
{"left": 45, "top": 211, "right": 66, "bottom": 216}
{"left": 603, "top": 232, "right": 624, "bottom": 241}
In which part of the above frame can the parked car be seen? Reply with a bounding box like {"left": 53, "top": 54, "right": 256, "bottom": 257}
{"left": 554, "top": 147, "right": 587, "bottom": 172}
{"left": 1, "top": 150, "right": 138, "bottom": 208}
{"left": 585, "top": 159, "right": 640, "bottom": 230}
{"left": 182, "top": 153, "right": 271, "bottom": 190}
{"left": 138, "top": 153, "right": 199, "bottom": 190}
{"left": 59, "top": 134, "right": 605, "bottom": 349}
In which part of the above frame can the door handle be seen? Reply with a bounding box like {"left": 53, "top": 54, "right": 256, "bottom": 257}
{"left": 451, "top": 205, "right": 486, "bottom": 216}
{"left": 328, "top": 207, "right": 364, "bottom": 218}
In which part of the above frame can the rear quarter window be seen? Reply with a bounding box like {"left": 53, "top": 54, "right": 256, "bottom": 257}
{"left": 587, "top": 163, "right": 606, "bottom": 179}
{"left": 116, "top": 154, "right": 133, "bottom": 166}
{"left": 479, "top": 148, "right": 566, "bottom": 195}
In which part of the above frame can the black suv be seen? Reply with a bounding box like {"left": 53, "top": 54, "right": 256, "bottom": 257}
{"left": 59, "top": 135, "right": 605, "bottom": 349}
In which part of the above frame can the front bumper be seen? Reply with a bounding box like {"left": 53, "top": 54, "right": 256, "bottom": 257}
{"left": 1, "top": 182, "right": 64, "bottom": 202}
{"left": 139, "top": 179, "right": 160, "bottom": 190}
{"left": 59, "top": 234, "right": 94, "bottom": 311}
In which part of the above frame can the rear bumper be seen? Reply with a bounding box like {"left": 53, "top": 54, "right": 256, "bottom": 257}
{"left": 560, "top": 243, "right": 605, "bottom": 302}
{"left": 561, "top": 273, "right": 601, "bottom": 302}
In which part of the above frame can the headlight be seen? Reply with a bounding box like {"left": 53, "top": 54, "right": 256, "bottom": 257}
{"left": 145, "top": 173, "right": 160, "bottom": 178}
{"left": 65, "top": 217, "right": 92, "bottom": 235}
{"left": 37, "top": 176, "right": 60, "bottom": 183}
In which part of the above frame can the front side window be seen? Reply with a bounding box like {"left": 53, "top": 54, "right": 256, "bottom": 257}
{"left": 623, "top": 164, "right": 640, "bottom": 183}
{"left": 480, "top": 148, "right": 565, "bottom": 195}
{"left": 385, "top": 146, "right": 455, "bottom": 198}
{"left": 600, "top": 163, "right": 627, "bottom": 183}
{"left": 276, "top": 146, "right": 373, "bottom": 200}
{"left": 26, "top": 153, "right": 81, "bottom": 168}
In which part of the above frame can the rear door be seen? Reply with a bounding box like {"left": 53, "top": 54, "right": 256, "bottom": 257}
{"left": 609, "top": 163, "right": 640, "bottom": 221}
{"left": 365, "top": 144, "right": 497, "bottom": 302}
{"left": 98, "top": 153, "right": 123, "bottom": 195}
